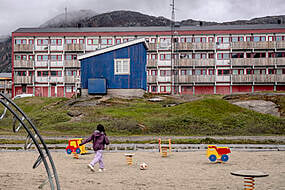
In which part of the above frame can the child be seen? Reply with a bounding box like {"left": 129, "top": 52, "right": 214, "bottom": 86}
{"left": 80, "top": 124, "right": 110, "bottom": 172}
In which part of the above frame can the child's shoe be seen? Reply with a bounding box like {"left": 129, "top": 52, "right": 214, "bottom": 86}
{"left": 98, "top": 168, "right": 105, "bottom": 172}
{"left": 88, "top": 164, "right": 95, "bottom": 172}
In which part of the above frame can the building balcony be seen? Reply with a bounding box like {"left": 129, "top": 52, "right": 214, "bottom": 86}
{"left": 276, "top": 75, "right": 285, "bottom": 82}
{"left": 35, "top": 76, "right": 48, "bottom": 83}
{"left": 276, "top": 58, "right": 285, "bottom": 66}
{"left": 50, "top": 61, "right": 64, "bottom": 67}
{"left": 50, "top": 45, "right": 63, "bottom": 51}
{"left": 64, "top": 76, "right": 78, "bottom": 83}
{"left": 147, "top": 76, "right": 157, "bottom": 83}
{"left": 231, "top": 41, "right": 277, "bottom": 50}
{"left": 64, "top": 60, "right": 80, "bottom": 68}
{"left": 254, "top": 75, "right": 276, "bottom": 83}
{"left": 49, "top": 77, "right": 64, "bottom": 83}
{"left": 35, "top": 45, "right": 49, "bottom": 51}
{"left": 14, "top": 76, "right": 33, "bottom": 84}
{"left": 14, "top": 60, "right": 34, "bottom": 68}
{"left": 179, "top": 75, "right": 215, "bottom": 83}
{"left": 147, "top": 59, "right": 157, "bottom": 67}
{"left": 231, "top": 75, "right": 253, "bottom": 83}
{"left": 34, "top": 61, "right": 48, "bottom": 67}
{"left": 177, "top": 42, "right": 215, "bottom": 50}
{"left": 177, "top": 42, "right": 193, "bottom": 50}
{"left": 157, "top": 76, "right": 171, "bottom": 83}
{"left": 178, "top": 59, "right": 215, "bottom": 67}
{"left": 231, "top": 74, "right": 280, "bottom": 83}
{"left": 14, "top": 44, "right": 34, "bottom": 52}
{"left": 276, "top": 41, "right": 285, "bottom": 49}
{"left": 231, "top": 58, "right": 285, "bottom": 67}
{"left": 0, "top": 83, "right": 12, "bottom": 89}
{"left": 64, "top": 44, "right": 84, "bottom": 51}
{"left": 148, "top": 43, "right": 157, "bottom": 51}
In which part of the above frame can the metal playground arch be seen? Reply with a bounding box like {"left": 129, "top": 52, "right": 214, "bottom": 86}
{"left": 0, "top": 93, "right": 60, "bottom": 190}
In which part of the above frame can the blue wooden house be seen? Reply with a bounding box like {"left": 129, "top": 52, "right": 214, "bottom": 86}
{"left": 78, "top": 38, "right": 148, "bottom": 97}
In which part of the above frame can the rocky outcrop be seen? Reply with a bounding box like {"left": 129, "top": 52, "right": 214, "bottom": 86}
{"left": 232, "top": 100, "right": 280, "bottom": 117}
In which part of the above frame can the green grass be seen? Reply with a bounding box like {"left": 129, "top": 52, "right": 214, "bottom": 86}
{"left": 0, "top": 96, "right": 284, "bottom": 136}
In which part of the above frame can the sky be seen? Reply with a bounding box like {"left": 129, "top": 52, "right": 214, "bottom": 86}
{"left": 0, "top": 0, "right": 285, "bottom": 36}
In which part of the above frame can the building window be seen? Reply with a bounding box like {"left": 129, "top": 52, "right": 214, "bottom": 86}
{"left": 151, "top": 86, "right": 157, "bottom": 92}
{"left": 79, "top": 39, "right": 84, "bottom": 44}
{"left": 66, "top": 70, "right": 76, "bottom": 76}
{"left": 115, "top": 39, "right": 121, "bottom": 44}
{"left": 28, "top": 39, "right": 34, "bottom": 44}
{"left": 160, "top": 70, "right": 171, "bottom": 76}
{"left": 16, "top": 71, "right": 26, "bottom": 76}
{"left": 37, "top": 39, "right": 49, "bottom": 45}
{"left": 66, "top": 39, "right": 77, "bottom": 44}
{"left": 15, "top": 39, "right": 27, "bottom": 44}
{"left": 66, "top": 86, "right": 72, "bottom": 93}
{"left": 160, "top": 54, "right": 171, "bottom": 60}
{"left": 37, "top": 55, "right": 49, "bottom": 61}
{"left": 268, "top": 69, "right": 275, "bottom": 74}
{"left": 114, "top": 58, "right": 130, "bottom": 75}
{"left": 87, "top": 39, "right": 99, "bottom": 45}
{"left": 208, "top": 37, "right": 214, "bottom": 42}
{"left": 149, "top": 54, "right": 157, "bottom": 60}
{"left": 208, "top": 69, "right": 215, "bottom": 75}
{"left": 65, "top": 55, "right": 77, "bottom": 60}
{"left": 217, "top": 53, "right": 229, "bottom": 60}
{"left": 51, "top": 39, "right": 62, "bottom": 46}
{"left": 218, "top": 69, "right": 230, "bottom": 75}
{"left": 101, "top": 38, "right": 113, "bottom": 45}
{"left": 50, "top": 71, "right": 62, "bottom": 77}
{"left": 50, "top": 55, "right": 62, "bottom": 61}
{"left": 150, "top": 70, "right": 157, "bottom": 76}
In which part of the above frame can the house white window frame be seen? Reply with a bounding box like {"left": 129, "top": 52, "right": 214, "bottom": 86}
{"left": 114, "top": 58, "right": 130, "bottom": 75}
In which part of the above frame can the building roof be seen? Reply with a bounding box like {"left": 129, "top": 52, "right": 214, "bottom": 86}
{"left": 13, "top": 24, "right": 285, "bottom": 33}
{"left": 78, "top": 38, "right": 148, "bottom": 60}
{"left": 0, "top": 73, "right": 12, "bottom": 79}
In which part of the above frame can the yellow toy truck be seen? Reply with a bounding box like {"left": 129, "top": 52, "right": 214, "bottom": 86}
{"left": 207, "top": 145, "right": 231, "bottom": 162}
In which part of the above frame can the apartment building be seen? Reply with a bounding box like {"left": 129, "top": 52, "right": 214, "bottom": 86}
{"left": 0, "top": 73, "right": 12, "bottom": 98}
{"left": 12, "top": 24, "right": 285, "bottom": 97}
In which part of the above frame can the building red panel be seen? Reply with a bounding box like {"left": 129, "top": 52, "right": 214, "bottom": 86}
{"left": 277, "top": 85, "right": 285, "bottom": 91}
{"left": 43, "top": 87, "right": 48, "bottom": 97}
{"left": 34, "top": 87, "right": 41, "bottom": 96}
{"left": 34, "top": 86, "right": 48, "bottom": 97}
{"left": 232, "top": 85, "right": 252, "bottom": 93}
{"left": 57, "top": 86, "right": 64, "bottom": 97}
{"left": 254, "top": 85, "right": 274, "bottom": 92}
{"left": 216, "top": 86, "right": 230, "bottom": 95}
{"left": 27, "top": 87, "right": 33, "bottom": 94}
{"left": 195, "top": 86, "right": 214, "bottom": 95}
{"left": 51, "top": 86, "right": 55, "bottom": 97}
{"left": 181, "top": 86, "right": 193, "bottom": 95}
{"left": 15, "top": 87, "right": 22, "bottom": 96}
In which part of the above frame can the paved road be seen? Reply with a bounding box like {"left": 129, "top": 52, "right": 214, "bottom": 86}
{"left": 1, "top": 135, "right": 285, "bottom": 142}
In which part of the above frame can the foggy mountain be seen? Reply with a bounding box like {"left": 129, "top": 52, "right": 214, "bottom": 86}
{"left": 40, "top": 9, "right": 98, "bottom": 28}
{"left": 1, "top": 10, "right": 285, "bottom": 73}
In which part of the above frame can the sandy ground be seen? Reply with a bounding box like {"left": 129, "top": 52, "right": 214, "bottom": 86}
{"left": 0, "top": 150, "right": 284, "bottom": 190}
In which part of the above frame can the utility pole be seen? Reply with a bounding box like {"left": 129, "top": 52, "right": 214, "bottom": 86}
{"left": 65, "top": 7, "right": 67, "bottom": 27}
{"left": 170, "top": 0, "right": 177, "bottom": 95}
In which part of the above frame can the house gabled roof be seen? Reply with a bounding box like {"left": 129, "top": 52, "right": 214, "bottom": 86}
{"left": 78, "top": 38, "right": 148, "bottom": 60}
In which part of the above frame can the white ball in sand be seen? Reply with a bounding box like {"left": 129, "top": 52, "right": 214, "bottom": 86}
{"left": 139, "top": 162, "right": 148, "bottom": 170}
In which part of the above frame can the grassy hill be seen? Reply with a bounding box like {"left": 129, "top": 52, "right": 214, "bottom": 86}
{"left": 0, "top": 95, "right": 284, "bottom": 136}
